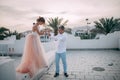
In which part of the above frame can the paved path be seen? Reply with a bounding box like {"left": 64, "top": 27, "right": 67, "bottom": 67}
{"left": 40, "top": 50, "right": 120, "bottom": 80}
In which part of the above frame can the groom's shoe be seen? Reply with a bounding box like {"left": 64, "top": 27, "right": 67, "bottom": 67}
{"left": 54, "top": 73, "right": 59, "bottom": 77}
{"left": 64, "top": 73, "right": 69, "bottom": 77}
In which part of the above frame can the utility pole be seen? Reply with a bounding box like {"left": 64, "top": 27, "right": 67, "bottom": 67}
{"left": 85, "top": 18, "right": 91, "bottom": 38}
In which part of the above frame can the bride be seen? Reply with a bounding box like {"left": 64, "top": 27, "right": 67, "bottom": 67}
{"left": 16, "top": 17, "right": 48, "bottom": 77}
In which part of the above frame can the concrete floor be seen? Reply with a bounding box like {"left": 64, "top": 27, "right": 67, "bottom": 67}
{"left": 11, "top": 50, "right": 120, "bottom": 80}
{"left": 40, "top": 50, "right": 120, "bottom": 80}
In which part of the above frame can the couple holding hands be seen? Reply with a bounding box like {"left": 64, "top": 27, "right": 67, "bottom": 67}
{"left": 16, "top": 16, "right": 68, "bottom": 78}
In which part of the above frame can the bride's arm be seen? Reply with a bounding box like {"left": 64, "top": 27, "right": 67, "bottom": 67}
{"left": 32, "top": 23, "right": 44, "bottom": 35}
{"left": 32, "top": 26, "right": 36, "bottom": 32}
{"left": 32, "top": 23, "right": 38, "bottom": 32}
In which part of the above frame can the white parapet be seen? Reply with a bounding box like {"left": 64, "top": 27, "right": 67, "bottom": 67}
{"left": 67, "top": 31, "right": 120, "bottom": 49}
{"left": 0, "top": 57, "right": 16, "bottom": 80}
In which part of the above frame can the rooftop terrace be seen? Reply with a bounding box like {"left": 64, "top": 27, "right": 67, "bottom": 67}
{"left": 10, "top": 50, "right": 120, "bottom": 80}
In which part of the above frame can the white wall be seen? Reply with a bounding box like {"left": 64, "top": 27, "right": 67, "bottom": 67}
{"left": 7, "top": 38, "right": 25, "bottom": 54}
{"left": 7, "top": 38, "right": 57, "bottom": 54}
{"left": 67, "top": 31, "right": 120, "bottom": 49}
{"left": 0, "top": 31, "right": 120, "bottom": 54}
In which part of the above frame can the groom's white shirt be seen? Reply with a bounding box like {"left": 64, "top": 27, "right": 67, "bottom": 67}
{"left": 54, "top": 32, "right": 67, "bottom": 53}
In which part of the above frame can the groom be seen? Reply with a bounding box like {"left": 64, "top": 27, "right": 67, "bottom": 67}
{"left": 54, "top": 25, "right": 69, "bottom": 77}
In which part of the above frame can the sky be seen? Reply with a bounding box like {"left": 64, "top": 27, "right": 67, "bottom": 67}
{"left": 0, "top": 0, "right": 120, "bottom": 32}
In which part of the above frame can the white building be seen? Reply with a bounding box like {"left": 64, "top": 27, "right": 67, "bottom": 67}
{"left": 72, "top": 26, "right": 95, "bottom": 36}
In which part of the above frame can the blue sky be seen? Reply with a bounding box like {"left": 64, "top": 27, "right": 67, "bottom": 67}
{"left": 0, "top": 0, "right": 120, "bottom": 32}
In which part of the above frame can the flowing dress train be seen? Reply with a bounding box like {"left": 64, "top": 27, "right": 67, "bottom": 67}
{"left": 16, "top": 29, "right": 48, "bottom": 77}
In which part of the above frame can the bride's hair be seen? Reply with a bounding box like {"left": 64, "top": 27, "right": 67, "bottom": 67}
{"left": 37, "top": 16, "right": 45, "bottom": 23}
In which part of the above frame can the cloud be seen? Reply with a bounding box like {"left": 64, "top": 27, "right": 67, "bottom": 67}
{"left": 0, "top": 0, "right": 120, "bottom": 32}
{"left": 59, "top": 11, "right": 68, "bottom": 14}
{"left": 0, "top": 5, "right": 32, "bottom": 19}
{"left": 32, "top": 9, "right": 52, "bottom": 15}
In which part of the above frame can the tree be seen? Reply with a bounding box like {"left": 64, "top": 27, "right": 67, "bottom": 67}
{"left": 94, "top": 17, "right": 120, "bottom": 35}
{"left": 0, "top": 27, "right": 9, "bottom": 40}
{"left": 47, "top": 17, "right": 68, "bottom": 35}
{"left": 0, "top": 27, "right": 21, "bottom": 40}
{"left": 12, "top": 30, "right": 21, "bottom": 39}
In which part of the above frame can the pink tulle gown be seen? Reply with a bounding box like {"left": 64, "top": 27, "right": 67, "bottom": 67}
{"left": 16, "top": 26, "right": 48, "bottom": 77}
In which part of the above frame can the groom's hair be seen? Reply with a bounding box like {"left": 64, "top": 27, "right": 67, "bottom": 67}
{"left": 59, "top": 25, "right": 65, "bottom": 30}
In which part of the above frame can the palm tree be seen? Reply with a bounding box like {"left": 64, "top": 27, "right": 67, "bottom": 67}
{"left": 0, "top": 27, "right": 10, "bottom": 40}
{"left": 94, "top": 17, "right": 120, "bottom": 35}
{"left": 47, "top": 17, "right": 68, "bottom": 35}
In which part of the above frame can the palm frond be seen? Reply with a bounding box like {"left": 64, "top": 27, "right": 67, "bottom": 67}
{"left": 47, "top": 17, "right": 68, "bottom": 35}
{"left": 94, "top": 17, "right": 120, "bottom": 35}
